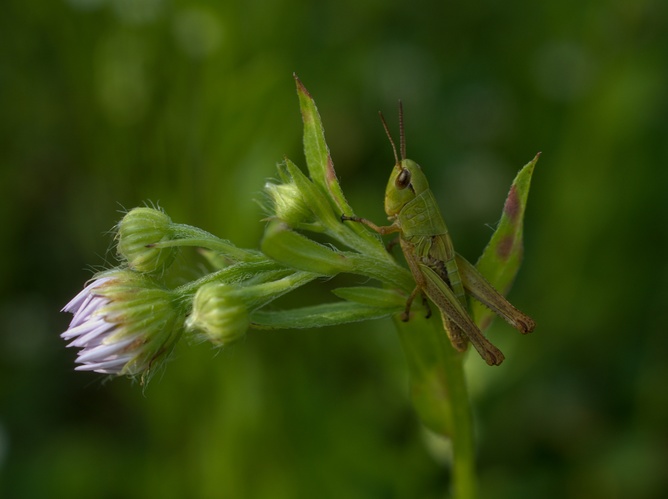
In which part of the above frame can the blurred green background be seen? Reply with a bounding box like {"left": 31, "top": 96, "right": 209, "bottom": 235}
{"left": 2, "top": 0, "right": 667, "bottom": 497}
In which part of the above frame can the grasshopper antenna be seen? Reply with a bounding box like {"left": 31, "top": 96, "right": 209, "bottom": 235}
{"left": 378, "top": 110, "right": 400, "bottom": 167}
{"left": 398, "top": 100, "right": 406, "bottom": 161}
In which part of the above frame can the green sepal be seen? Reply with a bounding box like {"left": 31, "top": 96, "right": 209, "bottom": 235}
{"left": 472, "top": 153, "right": 539, "bottom": 331}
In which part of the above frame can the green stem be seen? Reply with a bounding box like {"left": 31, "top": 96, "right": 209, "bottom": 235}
{"left": 393, "top": 314, "right": 477, "bottom": 499}
{"left": 175, "top": 261, "right": 281, "bottom": 296}
{"left": 438, "top": 323, "right": 477, "bottom": 499}
{"left": 164, "top": 223, "right": 266, "bottom": 261}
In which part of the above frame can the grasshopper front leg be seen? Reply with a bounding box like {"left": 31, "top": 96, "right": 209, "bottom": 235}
{"left": 342, "top": 214, "right": 432, "bottom": 320}
{"left": 340, "top": 214, "right": 401, "bottom": 236}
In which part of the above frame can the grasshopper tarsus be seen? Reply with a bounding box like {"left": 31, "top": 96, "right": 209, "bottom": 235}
{"left": 519, "top": 317, "right": 536, "bottom": 334}
{"left": 484, "top": 348, "right": 505, "bottom": 366}
{"left": 422, "top": 294, "right": 432, "bottom": 319}
{"left": 386, "top": 236, "right": 400, "bottom": 253}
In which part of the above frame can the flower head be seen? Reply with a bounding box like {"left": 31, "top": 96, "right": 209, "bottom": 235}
{"left": 61, "top": 270, "right": 183, "bottom": 377}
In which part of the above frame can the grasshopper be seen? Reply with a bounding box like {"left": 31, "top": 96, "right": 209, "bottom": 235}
{"left": 342, "top": 103, "right": 535, "bottom": 365}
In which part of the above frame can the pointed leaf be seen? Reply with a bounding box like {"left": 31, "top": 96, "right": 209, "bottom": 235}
{"left": 251, "top": 301, "right": 399, "bottom": 329}
{"left": 261, "top": 220, "right": 353, "bottom": 276}
{"left": 294, "top": 74, "right": 380, "bottom": 247}
{"left": 332, "top": 286, "right": 407, "bottom": 308}
{"left": 471, "top": 153, "right": 539, "bottom": 330}
{"left": 294, "top": 74, "right": 348, "bottom": 212}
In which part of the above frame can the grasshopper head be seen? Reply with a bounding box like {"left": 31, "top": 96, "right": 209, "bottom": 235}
{"left": 384, "top": 159, "right": 430, "bottom": 217}
{"left": 379, "top": 102, "right": 430, "bottom": 218}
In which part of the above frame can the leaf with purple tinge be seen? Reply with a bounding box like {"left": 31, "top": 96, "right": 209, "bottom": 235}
{"left": 294, "top": 74, "right": 380, "bottom": 247}
{"left": 471, "top": 153, "right": 539, "bottom": 332}
{"left": 294, "top": 74, "right": 344, "bottom": 210}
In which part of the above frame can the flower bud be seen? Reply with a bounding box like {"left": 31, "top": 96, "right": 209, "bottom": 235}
{"left": 185, "top": 283, "right": 250, "bottom": 346}
{"left": 117, "top": 207, "right": 177, "bottom": 273}
{"left": 264, "top": 181, "right": 316, "bottom": 228}
{"left": 61, "top": 270, "right": 183, "bottom": 377}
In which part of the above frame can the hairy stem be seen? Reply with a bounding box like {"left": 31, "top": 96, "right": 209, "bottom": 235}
{"left": 393, "top": 314, "right": 477, "bottom": 499}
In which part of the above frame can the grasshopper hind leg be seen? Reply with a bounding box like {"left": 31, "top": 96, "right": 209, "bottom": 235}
{"left": 441, "top": 315, "right": 468, "bottom": 353}
{"left": 440, "top": 311, "right": 505, "bottom": 365}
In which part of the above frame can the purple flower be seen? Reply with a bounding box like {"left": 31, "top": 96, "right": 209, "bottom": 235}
{"left": 61, "top": 271, "right": 183, "bottom": 377}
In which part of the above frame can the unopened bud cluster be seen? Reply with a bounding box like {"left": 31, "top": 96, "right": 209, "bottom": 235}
{"left": 61, "top": 206, "right": 325, "bottom": 379}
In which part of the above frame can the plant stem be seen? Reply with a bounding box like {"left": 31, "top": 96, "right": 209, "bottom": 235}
{"left": 393, "top": 314, "right": 477, "bottom": 499}
{"left": 437, "top": 321, "right": 477, "bottom": 499}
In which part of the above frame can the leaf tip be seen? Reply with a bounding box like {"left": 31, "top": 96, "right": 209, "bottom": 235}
{"left": 294, "top": 73, "right": 311, "bottom": 98}
{"left": 527, "top": 151, "right": 541, "bottom": 172}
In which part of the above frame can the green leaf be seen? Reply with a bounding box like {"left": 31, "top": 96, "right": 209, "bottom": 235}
{"left": 332, "top": 286, "right": 407, "bottom": 308}
{"left": 471, "top": 153, "right": 539, "bottom": 330}
{"left": 294, "top": 74, "right": 348, "bottom": 213}
{"left": 261, "top": 220, "right": 353, "bottom": 276}
{"left": 251, "top": 301, "right": 399, "bottom": 329}
{"left": 294, "top": 74, "right": 380, "bottom": 247}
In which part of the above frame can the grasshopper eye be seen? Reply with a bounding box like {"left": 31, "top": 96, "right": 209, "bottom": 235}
{"left": 395, "top": 168, "right": 411, "bottom": 190}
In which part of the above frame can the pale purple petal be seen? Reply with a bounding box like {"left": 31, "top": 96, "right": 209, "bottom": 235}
{"left": 65, "top": 321, "right": 115, "bottom": 348}
{"left": 61, "top": 277, "right": 112, "bottom": 313}
{"left": 67, "top": 295, "right": 109, "bottom": 328}
{"left": 61, "top": 316, "right": 109, "bottom": 340}
{"left": 75, "top": 336, "right": 137, "bottom": 363}
{"left": 61, "top": 276, "right": 141, "bottom": 375}
{"left": 74, "top": 356, "right": 132, "bottom": 373}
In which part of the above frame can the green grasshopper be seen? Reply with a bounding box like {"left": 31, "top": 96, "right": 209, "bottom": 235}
{"left": 342, "top": 103, "right": 535, "bottom": 365}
